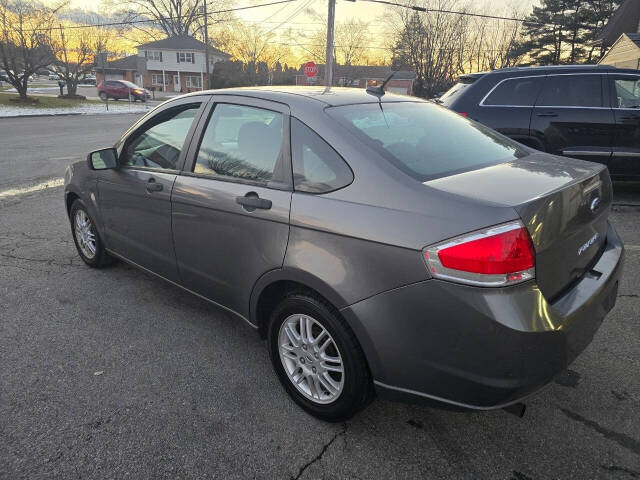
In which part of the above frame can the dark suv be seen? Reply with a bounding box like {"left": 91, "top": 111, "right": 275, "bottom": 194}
{"left": 439, "top": 65, "right": 640, "bottom": 180}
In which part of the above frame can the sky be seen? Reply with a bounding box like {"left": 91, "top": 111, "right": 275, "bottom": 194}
{"left": 64, "top": 0, "right": 535, "bottom": 26}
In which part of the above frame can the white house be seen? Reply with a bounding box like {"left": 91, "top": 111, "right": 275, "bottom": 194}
{"left": 98, "top": 35, "right": 230, "bottom": 92}
{"left": 138, "top": 35, "right": 230, "bottom": 92}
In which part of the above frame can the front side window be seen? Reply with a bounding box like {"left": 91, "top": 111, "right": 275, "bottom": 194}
{"left": 326, "top": 102, "right": 527, "bottom": 181}
{"left": 613, "top": 77, "right": 640, "bottom": 109}
{"left": 537, "top": 75, "right": 603, "bottom": 108}
{"left": 194, "top": 104, "right": 283, "bottom": 184}
{"left": 291, "top": 118, "right": 353, "bottom": 193}
{"left": 121, "top": 104, "right": 200, "bottom": 170}
{"left": 483, "top": 77, "right": 543, "bottom": 106}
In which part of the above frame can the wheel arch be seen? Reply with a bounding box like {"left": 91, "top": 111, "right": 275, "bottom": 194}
{"left": 250, "top": 268, "right": 349, "bottom": 338}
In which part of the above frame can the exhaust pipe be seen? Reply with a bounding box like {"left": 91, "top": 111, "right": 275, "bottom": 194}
{"left": 503, "top": 402, "right": 526, "bottom": 418}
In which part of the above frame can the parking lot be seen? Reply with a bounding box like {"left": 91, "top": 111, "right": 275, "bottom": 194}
{"left": 1, "top": 114, "right": 639, "bottom": 479}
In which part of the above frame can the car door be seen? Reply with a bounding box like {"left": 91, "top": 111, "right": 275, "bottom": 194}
{"left": 609, "top": 73, "right": 640, "bottom": 178}
{"left": 531, "top": 73, "right": 615, "bottom": 165}
{"left": 97, "top": 96, "right": 207, "bottom": 281}
{"left": 172, "top": 96, "right": 292, "bottom": 318}
{"left": 475, "top": 75, "right": 544, "bottom": 147}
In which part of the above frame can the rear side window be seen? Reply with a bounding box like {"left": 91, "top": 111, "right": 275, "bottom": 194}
{"left": 483, "top": 77, "right": 543, "bottom": 106}
{"left": 194, "top": 104, "right": 283, "bottom": 185}
{"left": 291, "top": 118, "right": 353, "bottom": 193}
{"left": 613, "top": 77, "right": 640, "bottom": 108}
{"left": 327, "top": 102, "right": 527, "bottom": 182}
{"left": 537, "top": 75, "right": 603, "bottom": 107}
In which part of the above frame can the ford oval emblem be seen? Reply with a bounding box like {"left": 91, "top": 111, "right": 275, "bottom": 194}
{"left": 590, "top": 197, "right": 601, "bottom": 213}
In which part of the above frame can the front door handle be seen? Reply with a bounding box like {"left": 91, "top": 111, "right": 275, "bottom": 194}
{"left": 536, "top": 112, "right": 558, "bottom": 118}
{"left": 236, "top": 193, "right": 272, "bottom": 211}
{"left": 146, "top": 178, "right": 163, "bottom": 192}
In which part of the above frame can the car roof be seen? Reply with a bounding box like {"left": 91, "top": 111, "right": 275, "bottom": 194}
{"left": 483, "top": 64, "right": 640, "bottom": 76}
{"left": 179, "top": 86, "right": 426, "bottom": 108}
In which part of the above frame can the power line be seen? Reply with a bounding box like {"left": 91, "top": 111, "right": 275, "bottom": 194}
{"left": 11, "top": 0, "right": 300, "bottom": 33}
{"left": 355, "top": 0, "right": 601, "bottom": 29}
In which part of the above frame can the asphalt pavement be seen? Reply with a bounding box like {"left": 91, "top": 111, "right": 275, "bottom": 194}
{"left": 1, "top": 114, "right": 639, "bottom": 479}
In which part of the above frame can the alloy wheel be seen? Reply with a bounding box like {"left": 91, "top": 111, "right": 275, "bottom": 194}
{"left": 278, "top": 314, "right": 344, "bottom": 404}
{"left": 74, "top": 209, "right": 96, "bottom": 259}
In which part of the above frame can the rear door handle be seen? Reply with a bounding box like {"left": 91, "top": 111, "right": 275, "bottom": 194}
{"left": 236, "top": 194, "right": 272, "bottom": 211}
{"left": 146, "top": 179, "right": 163, "bottom": 192}
{"left": 536, "top": 112, "right": 558, "bottom": 118}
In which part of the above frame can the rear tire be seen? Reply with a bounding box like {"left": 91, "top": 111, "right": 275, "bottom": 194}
{"left": 268, "top": 292, "right": 372, "bottom": 422}
{"left": 99, "top": 91, "right": 107, "bottom": 101}
{"left": 70, "top": 199, "right": 113, "bottom": 268}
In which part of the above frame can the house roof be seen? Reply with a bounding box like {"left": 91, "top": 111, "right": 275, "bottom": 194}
{"left": 137, "top": 35, "right": 229, "bottom": 57}
{"left": 297, "top": 64, "right": 415, "bottom": 80}
{"left": 104, "top": 54, "right": 139, "bottom": 71}
{"left": 596, "top": 0, "right": 640, "bottom": 47}
{"left": 628, "top": 32, "right": 640, "bottom": 47}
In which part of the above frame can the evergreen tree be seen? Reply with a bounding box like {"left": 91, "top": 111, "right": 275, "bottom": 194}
{"left": 514, "top": 0, "right": 623, "bottom": 65}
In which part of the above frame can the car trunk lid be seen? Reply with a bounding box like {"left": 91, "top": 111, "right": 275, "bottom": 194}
{"left": 426, "top": 153, "right": 612, "bottom": 300}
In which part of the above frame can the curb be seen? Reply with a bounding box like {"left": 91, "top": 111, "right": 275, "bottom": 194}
{"left": 0, "top": 110, "right": 149, "bottom": 119}
{"left": 0, "top": 112, "right": 84, "bottom": 119}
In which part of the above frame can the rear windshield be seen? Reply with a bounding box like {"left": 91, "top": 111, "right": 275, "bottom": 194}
{"left": 438, "top": 76, "right": 477, "bottom": 106}
{"left": 326, "top": 102, "right": 527, "bottom": 182}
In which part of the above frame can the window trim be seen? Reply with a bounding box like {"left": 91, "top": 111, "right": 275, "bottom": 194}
{"left": 181, "top": 95, "right": 293, "bottom": 191}
{"left": 290, "top": 116, "right": 354, "bottom": 194}
{"left": 479, "top": 73, "right": 611, "bottom": 109}
{"left": 115, "top": 96, "right": 208, "bottom": 173}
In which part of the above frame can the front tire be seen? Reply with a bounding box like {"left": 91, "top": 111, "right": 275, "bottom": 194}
{"left": 70, "top": 200, "right": 113, "bottom": 268}
{"left": 268, "top": 293, "right": 372, "bottom": 422}
{"left": 99, "top": 91, "right": 107, "bottom": 101}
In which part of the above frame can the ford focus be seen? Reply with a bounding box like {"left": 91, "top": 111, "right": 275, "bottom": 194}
{"left": 64, "top": 87, "right": 624, "bottom": 421}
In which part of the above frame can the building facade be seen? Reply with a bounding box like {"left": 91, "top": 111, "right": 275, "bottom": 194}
{"left": 97, "top": 35, "right": 229, "bottom": 92}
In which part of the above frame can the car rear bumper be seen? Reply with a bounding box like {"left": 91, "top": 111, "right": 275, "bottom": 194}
{"left": 341, "top": 222, "right": 624, "bottom": 410}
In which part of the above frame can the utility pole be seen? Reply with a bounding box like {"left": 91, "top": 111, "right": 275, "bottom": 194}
{"left": 203, "top": 0, "right": 210, "bottom": 90}
{"left": 324, "top": 0, "right": 336, "bottom": 88}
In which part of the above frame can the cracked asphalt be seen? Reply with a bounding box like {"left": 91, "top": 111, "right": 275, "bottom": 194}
{"left": 1, "top": 114, "right": 639, "bottom": 480}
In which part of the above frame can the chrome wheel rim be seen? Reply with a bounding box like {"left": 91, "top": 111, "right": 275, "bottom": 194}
{"left": 74, "top": 209, "right": 96, "bottom": 259}
{"left": 278, "top": 314, "right": 344, "bottom": 404}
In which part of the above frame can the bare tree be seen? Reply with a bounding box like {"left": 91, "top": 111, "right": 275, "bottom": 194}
{"left": 216, "top": 23, "right": 290, "bottom": 85}
{"left": 49, "top": 23, "right": 110, "bottom": 97}
{"left": 0, "top": 0, "right": 59, "bottom": 100}
{"left": 105, "top": 0, "right": 233, "bottom": 39}
{"left": 389, "top": 0, "right": 469, "bottom": 98}
{"left": 299, "top": 18, "right": 373, "bottom": 66}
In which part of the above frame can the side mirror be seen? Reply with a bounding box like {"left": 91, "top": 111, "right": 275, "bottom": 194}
{"left": 88, "top": 148, "right": 118, "bottom": 170}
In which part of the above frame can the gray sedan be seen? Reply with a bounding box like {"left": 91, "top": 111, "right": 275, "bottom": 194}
{"left": 64, "top": 87, "right": 624, "bottom": 421}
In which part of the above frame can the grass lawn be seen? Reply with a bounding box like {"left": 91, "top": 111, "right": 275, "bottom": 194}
{"left": 0, "top": 93, "right": 102, "bottom": 108}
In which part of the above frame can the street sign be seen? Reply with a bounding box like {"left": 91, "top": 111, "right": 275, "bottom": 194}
{"left": 304, "top": 61, "right": 317, "bottom": 78}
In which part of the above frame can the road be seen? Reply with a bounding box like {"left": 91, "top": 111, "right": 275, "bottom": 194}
{"left": 1, "top": 114, "right": 639, "bottom": 479}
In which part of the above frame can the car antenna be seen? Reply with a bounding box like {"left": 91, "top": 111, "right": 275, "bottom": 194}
{"left": 366, "top": 71, "right": 396, "bottom": 97}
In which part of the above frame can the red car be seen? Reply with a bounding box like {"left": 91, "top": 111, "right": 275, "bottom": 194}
{"left": 97, "top": 80, "right": 151, "bottom": 101}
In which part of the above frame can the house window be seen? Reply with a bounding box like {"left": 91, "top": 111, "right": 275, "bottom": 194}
{"left": 147, "top": 51, "right": 162, "bottom": 62}
{"left": 151, "top": 74, "right": 169, "bottom": 86}
{"left": 177, "top": 52, "right": 195, "bottom": 63}
{"left": 186, "top": 76, "right": 202, "bottom": 88}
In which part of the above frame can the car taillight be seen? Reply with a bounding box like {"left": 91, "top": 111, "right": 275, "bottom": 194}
{"left": 423, "top": 221, "right": 535, "bottom": 287}
{"left": 458, "top": 112, "right": 468, "bottom": 117}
